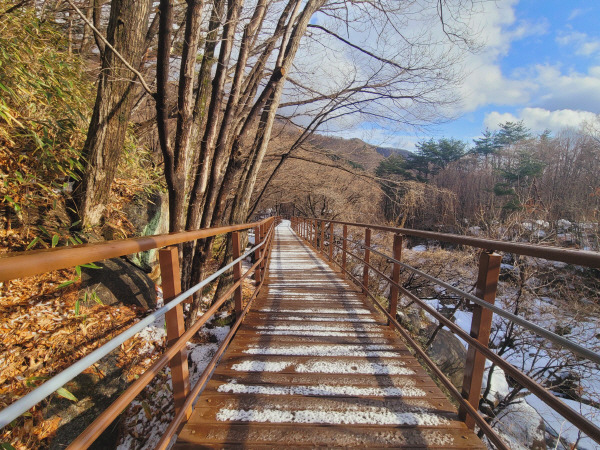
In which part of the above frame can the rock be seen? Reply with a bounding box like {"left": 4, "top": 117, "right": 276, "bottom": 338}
{"left": 491, "top": 399, "right": 546, "bottom": 450}
{"left": 468, "top": 226, "right": 482, "bottom": 236}
{"left": 81, "top": 258, "right": 157, "bottom": 309}
{"left": 522, "top": 222, "right": 533, "bottom": 231}
{"left": 46, "top": 352, "right": 127, "bottom": 450}
{"left": 425, "top": 326, "right": 466, "bottom": 388}
{"left": 122, "top": 192, "right": 169, "bottom": 276}
{"left": 481, "top": 365, "right": 510, "bottom": 406}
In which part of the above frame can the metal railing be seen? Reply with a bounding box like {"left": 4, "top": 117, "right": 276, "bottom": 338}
{"left": 0, "top": 217, "right": 278, "bottom": 447}
{"left": 291, "top": 216, "right": 600, "bottom": 448}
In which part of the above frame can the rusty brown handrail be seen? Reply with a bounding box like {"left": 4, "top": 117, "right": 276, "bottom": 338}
{"left": 329, "top": 244, "right": 600, "bottom": 444}
{"left": 338, "top": 266, "right": 509, "bottom": 450}
{"left": 155, "top": 229, "right": 274, "bottom": 450}
{"left": 0, "top": 217, "right": 277, "bottom": 447}
{"left": 308, "top": 218, "right": 600, "bottom": 268}
{"left": 0, "top": 220, "right": 271, "bottom": 282}
{"left": 68, "top": 221, "right": 277, "bottom": 448}
{"left": 292, "top": 217, "right": 600, "bottom": 447}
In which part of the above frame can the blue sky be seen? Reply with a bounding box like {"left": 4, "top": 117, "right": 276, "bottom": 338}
{"left": 364, "top": 0, "right": 600, "bottom": 151}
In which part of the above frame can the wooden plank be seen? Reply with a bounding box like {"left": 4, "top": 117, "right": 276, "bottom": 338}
{"left": 175, "top": 424, "right": 485, "bottom": 448}
{"left": 175, "top": 223, "right": 485, "bottom": 449}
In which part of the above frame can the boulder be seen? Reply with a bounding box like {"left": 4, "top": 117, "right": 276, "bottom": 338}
{"left": 122, "top": 192, "right": 169, "bottom": 276}
{"left": 425, "top": 326, "right": 466, "bottom": 388}
{"left": 81, "top": 257, "right": 157, "bottom": 309}
{"left": 491, "top": 399, "right": 546, "bottom": 450}
{"left": 46, "top": 351, "right": 126, "bottom": 450}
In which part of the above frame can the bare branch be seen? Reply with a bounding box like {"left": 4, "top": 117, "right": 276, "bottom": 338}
{"left": 65, "top": 0, "right": 155, "bottom": 96}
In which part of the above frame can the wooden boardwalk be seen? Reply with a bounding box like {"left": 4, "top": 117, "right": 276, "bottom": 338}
{"left": 175, "top": 223, "right": 485, "bottom": 448}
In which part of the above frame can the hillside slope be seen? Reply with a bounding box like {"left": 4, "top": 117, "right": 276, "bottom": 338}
{"left": 250, "top": 124, "right": 386, "bottom": 222}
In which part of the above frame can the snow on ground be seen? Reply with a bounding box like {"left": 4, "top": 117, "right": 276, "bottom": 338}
{"left": 116, "top": 316, "right": 232, "bottom": 449}
{"left": 487, "top": 399, "right": 546, "bottom": 450}
{"left": 481, "top": 364, "right": 510, "bottom": 404}
{"left": 413, "top": 252, "right": 600, "bottom": 449}
{"left": 525, "top": 395, "right": 599, "bottom": 450}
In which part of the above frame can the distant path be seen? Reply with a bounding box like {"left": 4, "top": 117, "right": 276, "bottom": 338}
{"left": 174, "top": 222, "right": 485, "bottom": 448}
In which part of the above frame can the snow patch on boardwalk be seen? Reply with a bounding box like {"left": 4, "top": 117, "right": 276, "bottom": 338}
{"left": 232, "top": 359, "right": 414, "bottom": 375}
{"left": 256, "top": 330, "right": 383, "bottom": 337}
{"left": 254, "top": 323, "right": 379, "bottom": 331}
{"left": 259, "top": 308, "right": 371, "bottom": 315}
{"left": 263, "top": 315, "right": 377, "bottom": 323}
{"left": 216, "top": 407, "right": 448, "bottom": 426}
{"left": 243, "top": 344, "right": 402, "bottom": 357}
{"left": 217, "top": 380, "right": 426, "bottom": 397}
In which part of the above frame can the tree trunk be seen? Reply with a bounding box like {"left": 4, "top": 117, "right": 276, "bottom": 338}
{"left": 76, "top": 0, "right": 151, "bottom": 228}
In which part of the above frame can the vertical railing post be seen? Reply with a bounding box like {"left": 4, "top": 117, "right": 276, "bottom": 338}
{"left": 362, "top": 228, "right": 371, "bottom": 294}
{"left": 342, "top": 225, "right": 348, "bottom": 278}
{"left": 266, "top": 219, "right": 274, "bottom": 279}
{"left": 459, "top": 250, "right": 501, "bottom": 429}
{"left": 264, "top": 220, "right": 274, "bottom": 279}
{"left": 232, "top": 231, "right": 243, "bottom": 317}
{"left": 388, "top": 233, "right": 402, "bottom": 325}
{"left": 320, "top": 222, "right": 325, "bottom": 254}
{"left": 328, "top": 222, "right": 333, "bottom": 261}
{"left": 254, "top": 225, "right": 262, "bottom": 282}
{"left": 313, "top": 220, "right": 317, "bottom": 248}
{"left": 260, "top": 222, "right": 266, "bottom": 281}
{"left": 158, "top": 247, "right": 190, "bottom": 418}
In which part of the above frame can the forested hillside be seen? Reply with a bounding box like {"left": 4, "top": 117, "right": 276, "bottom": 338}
{"left": 257, "top": 121, "right": 600, "bottom": 251}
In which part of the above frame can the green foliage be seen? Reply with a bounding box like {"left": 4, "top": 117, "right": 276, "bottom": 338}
{"left": 56, "top": 387, "right": 78, "bottom": 402}
{"left": 408, "top": 138, "right": 468, "bottom": 180}
{"left": 472, "top": 121, "right": 531, "bottom": 156}
{"left": 498, "top": 151, "right": 544, "bottom": 182}
{"left": 347, "top": 160, "right": 364, "bottom": 170}
{"left": 376, "top": 154, "right": 409, "bottom": 179}
{"left": 493, "top": 150, "right": 544, "bottom": 213}
{"left": 0, "top": 3, "right": 92, "bottom": 243}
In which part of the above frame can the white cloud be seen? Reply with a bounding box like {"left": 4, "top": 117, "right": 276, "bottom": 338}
{"left": 556, "top": 31, "right": 600, "bottom": 56}
{"left": 484, "top": 108, "right": 597, "bottom": 133}
{"left": 533, "top": 65, "right": 600, "bottom": 113}
{"left": 457, "top": 2, "right": 547, "bottom": 112}
{"left": 568, "top": 8, "right": 591, "bottom": 21}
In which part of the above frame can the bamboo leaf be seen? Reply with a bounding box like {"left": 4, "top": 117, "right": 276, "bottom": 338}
{"left": 91, "top": 292, "right": 104, "bottom": 306}
{"left": 26, "top": 237, "right": 40, "bottom": 250}
{"left": 56, "top": 387, "right": 78, "bottom": 402}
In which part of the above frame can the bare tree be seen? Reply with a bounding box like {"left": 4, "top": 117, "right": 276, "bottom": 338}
{"left": 74, "top": 0, "right": 153, "bottom": 228}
